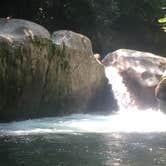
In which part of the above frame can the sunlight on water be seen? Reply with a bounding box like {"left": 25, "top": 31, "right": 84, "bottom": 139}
{"left": 0, "top": 109, "right": 166, "bottom": 135}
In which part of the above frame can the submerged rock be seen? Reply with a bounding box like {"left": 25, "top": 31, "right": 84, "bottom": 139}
{"left": 102, "top": 49, "right": 166, "bottom": 109}
{"left": 0, "top": 20, "right": 112, "bottom": 121}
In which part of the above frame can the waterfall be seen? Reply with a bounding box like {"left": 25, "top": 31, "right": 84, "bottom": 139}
{"left": 105, "top": 66, "right": 136, "bottom": 110}
{"left": 1, "top": 66, "right": 166, "bottom": 135}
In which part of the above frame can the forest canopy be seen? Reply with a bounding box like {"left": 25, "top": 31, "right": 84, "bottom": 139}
{"left": 0, "top": 0, "right": 166, "bottom": 32}
{"left": 1, "top": 0, "right": 166, "bottom": 55}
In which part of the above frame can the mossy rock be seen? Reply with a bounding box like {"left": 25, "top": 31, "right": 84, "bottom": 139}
{"left": 0, "top": 20, "right": 110, "bottom": 121}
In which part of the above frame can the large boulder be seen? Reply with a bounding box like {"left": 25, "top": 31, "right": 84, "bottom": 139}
{"left": 102, "top": 49, "right": 166, "bottom": 109}
{"left": 0, "top": 18, "right": 50, "bottom": 42}
{"left": 0, "top": 18, "right": 52, "bottom": 121}
{"left": 41, "top": 30, "right": 114, "bottom": 115}
{"left": 0, "top": 19, "right": 111, "bottom": 121}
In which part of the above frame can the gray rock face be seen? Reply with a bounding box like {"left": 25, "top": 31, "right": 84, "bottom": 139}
{"left": 0, "top": 18, "right": 50, "bottom": 42}
{"left": 52, "top": 30, "right": 92, "bottom": 53}
{"left": 0, "top": 20, "right": 110, "bottom": 121}
{"left": 102, "top": 49, "right": 166, "bottom": 109}
{"left": 44, "top": 30, "right": 113, "bottom": 114}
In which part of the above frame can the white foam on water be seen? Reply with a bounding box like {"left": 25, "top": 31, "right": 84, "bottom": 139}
{"left": 1, "top": 109, "right": 166, "bottom": 135}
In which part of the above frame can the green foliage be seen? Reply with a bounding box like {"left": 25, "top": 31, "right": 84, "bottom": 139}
{"left": 1, "top": 0, "right": 165, "bottom": 32}
{"left": 90, "top": 0, "right": 120, "bottom": 28}
{"left": 31, "top": 36, "right": 70, "bottom": 70}
{"left": 158, "top": 16, "right": 166, "bottom": 31}
{"left": 158, "top": 0, "right": 166, "bottom": 31}
{"left": 55, "top": 43, "right": 70, "bottom": 71}
{"left": 117, "top": 0, "right": 163, "bottom": 22}
{"left": 32, "top": 0, "right": 166, "bottom": 32}
{"left": 32, "top": 0, "right": 120, "bottom": 31}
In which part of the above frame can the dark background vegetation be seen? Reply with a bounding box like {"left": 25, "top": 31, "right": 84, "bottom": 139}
{"left": 0, "top": 0, "right": 166, "bottom": 57}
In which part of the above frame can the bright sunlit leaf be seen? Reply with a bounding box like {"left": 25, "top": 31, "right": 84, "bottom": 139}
{"left": 158, "top": 17, "right": 166, "bottom": 23}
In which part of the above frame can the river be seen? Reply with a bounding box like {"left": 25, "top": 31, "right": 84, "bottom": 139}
{"left": 1, "top": 110, "right": 166, "bottom": 166}
{"left": 1, "top": 66, "right": 166, "bottom": 166}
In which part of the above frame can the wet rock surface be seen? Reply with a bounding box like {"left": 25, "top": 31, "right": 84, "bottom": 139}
{"left": 102, "top": 49, "right": 166, "bottom": 109}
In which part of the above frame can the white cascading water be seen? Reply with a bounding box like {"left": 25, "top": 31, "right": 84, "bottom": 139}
{"left": 1, "top": 66, "right": 166, "bottom": 136}
{"left": 105, "top": 66, "right": 136, "bottom": 110}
